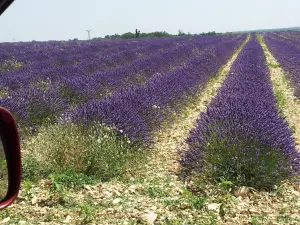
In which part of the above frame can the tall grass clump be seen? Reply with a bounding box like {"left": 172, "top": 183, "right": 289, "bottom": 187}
{"left": 0, "top": 58, "right": 23, "bottom": 72}
{"left": 22, "top": 122, "right": 146, "bottom": 182}
{"left": 179, "top": 35, "right": 300, "bottom": 191}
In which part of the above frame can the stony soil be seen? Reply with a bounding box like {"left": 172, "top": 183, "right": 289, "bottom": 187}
{"left": 1, "top": 36, "right": 300, "bottom": 225}
{"left": 260, "top": 38, "right": 300, "bottom": 150}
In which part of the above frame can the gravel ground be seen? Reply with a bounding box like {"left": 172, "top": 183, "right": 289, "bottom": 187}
{"left": 1, "top": 35, "right": 300, "bottom": 225}
{"left": 260, "top": 36, "right": 300, "bottom": 151}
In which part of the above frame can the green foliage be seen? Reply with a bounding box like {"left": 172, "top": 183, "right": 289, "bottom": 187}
{"left": 268, "top": 63, "right": 281, "bottom": 68}
{"left": 91, "top": 37, "right": 102, "bottom": 40}
{"left": 0, "top": 208, "right": 11, "bottom": 220}
{"left": 105, "top": 30, "right": 173, "bottom": 39}
{"left": 208, "top": 213, "right": 217, "bottom": 225}
{"left": 22, "top": 179, "right": 33, "bottom": 194}
{"left": 135, "top": 28, "right": 140, "bottom": 38}
{"left": 276, "top": 215, "right": 300, "bottom": 224}
{"left": 180, "top": 186, "right": 206, "bottom": 209}
{"left": 77, "top": 203, "right": 96, "bottom": 224}
{"left": 219, "top": 203, "right": 226, "bottom": 219}
{"left": 48, "top": 171, "right": 97, "bottom": 190}
{"left": 135, "top": 73, "right": 147, "bottom": 84}
{"left": 121, "top": 32, "right": 136, "bottom": 39}
{"left": 194, "top": 130, "right": 290, "bottom": 190}
{"left": 178, "top": 29, "right": 186, "bottom": 36}
{"left": 104, "top": 30, "right": 221, "bottom": 39}
{"left": 189, "top": 195, "right": 206, "bottom": 209}
{"left": 0, "top": 58, "right": 23, "bottom": 72}
{"left": 274, "top": 89, "right": 286, "bottom": 110}
{"left": 105, "top": 33, "right": 121, "bottom": 39}
{"left": 291, "top": 125, "right": 296, "bottom": 134}
{"left": 146, "top": 185, "right": 170, "bottom": 198}
{"left": 22, "top": 157, "right": 52, "bottom": 181}
{"left": 0, "top": 154, "right": 7, "bottom": 199}
{"left": 200, "top": 31, "right": 221, "bottom": 36}
{"left": 22, "top": 122, "right": 147, "bottom": 182}
{"left": 142, "top": 31, "right": 172, "bottom": 38}
{"left": 58, "top": 85, "right": 89, "bottom": 105}
{"left": 249, "top": 213, "right": 267, "bottom": 225}
{"left": 218, "top": 179, "right": 234, "bottom": 192}
{"left": 0, "top": 86, "right": 9, "bottom": 98}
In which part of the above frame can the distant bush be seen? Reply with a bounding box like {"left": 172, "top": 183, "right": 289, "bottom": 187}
{"left": 105, "top": 33, "right": 121, "bottom": 39}
{"left": 103, "top": 30, "right": 222, "bottom": 39}
{"left": 178, "top": 29, "right": 186, "bottom": 36}
{"left": 121, "top": 32, "right": 136, "bottom": 39}
{"left": 199, "top": 31, "right": 221, "bottom": 36}
{"left": 91, "top": 37, "right": 102, "bottom": 40}
{"left": 104, "top": 30, "right": 174, "bottom": 39}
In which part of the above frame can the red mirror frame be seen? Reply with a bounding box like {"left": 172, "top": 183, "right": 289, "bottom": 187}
{"left": 0, "top": 107, "right": 21, "bottom": 210}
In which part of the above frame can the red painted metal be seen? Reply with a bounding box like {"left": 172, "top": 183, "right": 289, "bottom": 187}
{"left": 0, "top": 107, "right": 21, "bottom": 210}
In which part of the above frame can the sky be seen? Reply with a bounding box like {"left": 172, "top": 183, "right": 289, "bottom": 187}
{"left": 0, "top": 0, "right": 299, "bottom": 42}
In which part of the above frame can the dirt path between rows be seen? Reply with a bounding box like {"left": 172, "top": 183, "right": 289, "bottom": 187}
{"left": 2, "top": 36, "right": 251, "bottom": 225}
{"left": 4, "top": 35, "right": 300, "bottom": 225}
{"left": 145, "top": 35, "right": 250, "bottom": 181}
{"left": 260, "top": 36, "right": 300, "bottom": 151}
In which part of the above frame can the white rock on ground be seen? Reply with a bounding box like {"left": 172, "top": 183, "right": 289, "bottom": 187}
{"left": 139, "top": 211, "right": 157, "bottom": 224}
{"left": 206, "top": 203, "right": 220, "bottom": 211}
{"left": 112, "top": 198, "right": 121, "bottom": 205}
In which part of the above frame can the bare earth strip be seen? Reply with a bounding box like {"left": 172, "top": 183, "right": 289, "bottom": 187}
{"left": 259, "top": 36, "right": 300, "bottom": 151}
{"left": 2, "top": 37, "right": 248, "bottom": 225}
{"left": 145, "top": 35, "right": 250, "bottom": 180}
{"left": 93, "top": 35, "right": 250, "bottom": 224}
{"left": 91, "top": 35, "right": 251, "bottom": 224}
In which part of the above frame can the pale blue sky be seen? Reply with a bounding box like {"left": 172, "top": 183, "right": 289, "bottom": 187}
{"left": 0, "top": 0, "right": 299, "bottom": 42}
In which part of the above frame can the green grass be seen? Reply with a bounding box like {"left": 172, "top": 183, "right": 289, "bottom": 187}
{"left": 0, "top": 141, "right": 8, "bottom": 200}
{"left": 276, "top": 215, "right": 300, "bottom": 224}
{"left": 274, "top": 89, "right": 286, "bottom": 110}
{"left": 268, "top": 62, "right": 281, "bottom": 68}
{"left": 146, "top": 185, "right": 170, "bottom": 198}
{"left": 0, "top": 159, "right": 7, "bottom": 199}
{"left": 22, "top": 122, "right": 148, "bottom": 183}
{"left": 257, "top": 34, "right": 298, "bottom": 137}
{"left": 188, "top": 129, "right": 290, "bottom": 191}
{"left": 0, "top": 58, "right": 23, "bottom": 72}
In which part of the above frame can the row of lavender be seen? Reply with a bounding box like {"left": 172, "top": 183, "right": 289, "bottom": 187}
{"left": 271, "top": 31, "right": 300, "bottom": 47}
{"left": 70, "top": 35, "right": 246, "bottom": 144}
{"left": 60, "top": 35, "right": 236, "bottom": 100}
{"left": 0, "top": 37, "right": 190, "bottom": 66}
{"left": 1, "top": 38, "right": 188, "bottom": 127}
{"left": 263, "top": 31, "right": 300, "bottom": 98}
{"left": 0, "top": 35, "right": 242, "bottom": 129}
{"left": 0, "top": 37, "right": 187, "bottom": 88}
{"left": 1, "top": 36, "right": 233, "bottom": 92}
{"left": 179, "top": 35, "right": 300, "bottom": 190}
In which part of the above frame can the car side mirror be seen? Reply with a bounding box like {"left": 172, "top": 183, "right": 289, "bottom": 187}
{"left": 0, "top": 107, "right": 21, "bottom": 210}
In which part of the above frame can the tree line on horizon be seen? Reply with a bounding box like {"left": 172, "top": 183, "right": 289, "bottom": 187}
{"left": 93, "top": 29, "right": 224, "bottom": 40}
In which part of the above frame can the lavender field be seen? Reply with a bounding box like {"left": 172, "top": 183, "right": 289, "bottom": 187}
{"left": 0, "top": 33, "right": 300, "bottom": 224}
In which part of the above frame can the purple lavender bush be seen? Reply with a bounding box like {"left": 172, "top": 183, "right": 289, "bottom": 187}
{"left": 1, "top": 36, "right": 233, "bottom": 129}
{"left": 1, "top": 35, "right": 247, "bottom": 180}
{"left": 179, "top": 35, "right": 300, "bottom": 190}
{"left": 70, "top": 35, "right": 246, "bottom": 145}
{"left": 0, "top": 84, "right": 67, "bottom": 134}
